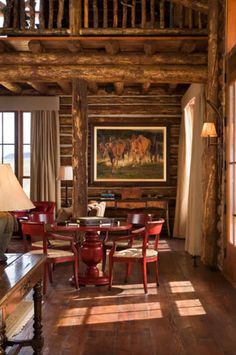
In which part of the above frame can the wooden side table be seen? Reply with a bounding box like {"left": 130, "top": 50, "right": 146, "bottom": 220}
{"left": 0, "top": 254, "right": 45, "bottom": 355}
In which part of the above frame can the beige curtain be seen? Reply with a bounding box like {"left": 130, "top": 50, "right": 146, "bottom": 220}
{"left": 30, "top": 111, "right": 60, "bottom": 208}
{"left": 173, "top": 84, "right": 204, "bottom": 256}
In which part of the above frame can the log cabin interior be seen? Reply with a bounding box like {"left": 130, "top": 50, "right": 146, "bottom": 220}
{"left": 0, "top": 0, "right": 236, "bottom": 354}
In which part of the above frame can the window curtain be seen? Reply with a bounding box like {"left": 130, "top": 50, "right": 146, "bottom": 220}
{"left": 30, "top": 111, "right": 60, "bottom": 208}
{"left": 173, "top": 84, "right": 204, "bottom": 256}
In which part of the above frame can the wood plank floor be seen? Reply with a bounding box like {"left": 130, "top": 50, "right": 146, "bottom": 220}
{"left": 7, "top": 238, "right": 236, "bottom": 355}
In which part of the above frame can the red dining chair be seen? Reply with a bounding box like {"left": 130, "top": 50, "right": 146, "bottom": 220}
{"left": 108, "top": 219, "right": 164, "bottom": 294}
{"left": 21, "top": 221, "right": 79, "bottom": 294}
{"left": 102, "top": 212, "right": 152, "bottom": 272}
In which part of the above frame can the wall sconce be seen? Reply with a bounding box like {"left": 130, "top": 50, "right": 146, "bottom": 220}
{"left": 201, "top": 99, "right": 222, "bottom": 147}
{"left": 201, "top": 122, "right": 218, "bottom": 147}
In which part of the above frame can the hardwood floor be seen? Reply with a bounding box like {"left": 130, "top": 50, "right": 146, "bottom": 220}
{"left": 8, "top": 238, "right": 236, "bottom": 355}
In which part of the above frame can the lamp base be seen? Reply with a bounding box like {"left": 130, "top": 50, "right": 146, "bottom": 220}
{"left": 0, "top": 212, "right": 15, "bottom": 262}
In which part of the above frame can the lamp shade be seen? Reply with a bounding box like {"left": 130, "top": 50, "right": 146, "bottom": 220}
{"left": 58, "top": 166, "right": 73, "bottom": 181}
{"left": 0, "top": 164, "right": 35, "bottom": 211}
{"left": 201, "top": 122, "right": 218, "bottom": 138}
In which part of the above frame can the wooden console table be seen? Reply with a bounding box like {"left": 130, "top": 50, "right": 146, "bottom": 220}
{"left": 0, "top": 254, "right": 45, "bottom": 355}
{"left": 91, "top": 198, "right": 171, "bottom": 237}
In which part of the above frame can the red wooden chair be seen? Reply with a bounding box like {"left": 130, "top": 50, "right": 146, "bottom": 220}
{"left": 108, "top": 219, "right": 164, "bottom": 294}
{"left": 21, "top": 221, "right": 79, "bottom": 294}
{"left": 102, "top": 212, "right": 152, "bottom": 272}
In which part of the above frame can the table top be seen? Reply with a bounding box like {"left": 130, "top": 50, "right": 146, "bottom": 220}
{"left": 0, "top": 254, "right": 45, "bottom": 305}
{"left": 49, "top": 221, "right": 132, "bottom": 233}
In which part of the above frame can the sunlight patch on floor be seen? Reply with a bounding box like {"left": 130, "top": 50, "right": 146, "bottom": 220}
{"left": 175, "top": 299, "right": 206, "bottom": 316}
{"left": 169, "top": 281, "right": 195, "bottom": 293}
{"left": 57, "top": 301, "right": 162, "bottom": 326}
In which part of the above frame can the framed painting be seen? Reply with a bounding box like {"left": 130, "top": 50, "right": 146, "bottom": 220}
{"left": 91, "top": 124, "right": 168, "bottom": 185}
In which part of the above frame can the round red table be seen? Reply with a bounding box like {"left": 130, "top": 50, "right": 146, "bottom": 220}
{"left": 50, "top": 221, "right": 132, "bottom": 286}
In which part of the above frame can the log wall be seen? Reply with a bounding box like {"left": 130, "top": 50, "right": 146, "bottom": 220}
{"left": 59, "top": 92, "right": 182, "bottom": 232}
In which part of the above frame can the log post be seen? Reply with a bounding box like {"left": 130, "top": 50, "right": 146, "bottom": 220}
{"left": 201, "top": 0, "right": 219, "bottom": 267}
{"left": 57, "top": 0, "right": 64, "bottom": 29}
{"left": 72, "top": 79, "right": 88, "bottom": 218}
{"left": 131, "top": 0, "right": 135, "bottom": 28}
{"left": 70, "top": 0, "right": 81, "bottom": 34}
{"left": 29, "top": 0, "right": 35, "bottom": 30}
{"left": 48, "top": 0, "right": 54, "bottom": 30}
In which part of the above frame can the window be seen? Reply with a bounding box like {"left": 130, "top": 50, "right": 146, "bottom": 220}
{"left": 0, "top": 111, "right": 31, "bottom": 197}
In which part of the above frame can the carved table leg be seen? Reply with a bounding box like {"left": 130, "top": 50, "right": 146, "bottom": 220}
{"left": 79, "top": 231, "right": 109, "bottom": 285}
{"left": 0, "top": 309, "right": 6, "bottom": 355}
{"left": 32, "top": 281, "right": 44, "bottom": 355}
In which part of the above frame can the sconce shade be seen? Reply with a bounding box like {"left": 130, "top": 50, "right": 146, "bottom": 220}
{"left": 58, "top": 166, "right": 73, "bottom": 181}
{"left": 201, "top": 122, "right": 218, "bottom": 138}
{"left": 0, "top": 164, "right": 34, "bottom": 211}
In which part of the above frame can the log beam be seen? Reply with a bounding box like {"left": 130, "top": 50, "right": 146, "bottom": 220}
{"left": 0, "top": 65, "right": 207, "bottom": 83}
{"left": 28, "top": 40, "right": 44, "bottom": 53}
{"left": 57, "top": 81, "right": 72, "bottom": 94}
{"left": 72, "top": 79, "right": 88, "bottom": 218}
{"left": 114, "top": 82, "right": 124, "bottom": 95}
{"left": 169, "top": 0, "right": 208, "bottom": 14}
{"left": 87, "top": 82, "right": 98, "bottom": 94}
{"left": 27, "top": 81, "right": 48, "bottom": 94}
{"left": 0, "top": 52, "right": 207, "bottom": 66}
{"left": 0, "top": 82, "right": 22, "bottom": 94}
{"left": 67, "top": 41, "right": 81, "bottom": 53}
{"left": 141, "top": 82, "right": 151, "bottom": 94}
{"left": 105, "top": 41, "right": 120, "bottom": 55}
{"left": 144, "top": 42, "right": 157, "bottom": 55}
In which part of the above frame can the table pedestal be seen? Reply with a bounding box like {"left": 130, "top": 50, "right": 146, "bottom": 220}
{"left": 79, "top": 231, "right": 109, "bottom": 286}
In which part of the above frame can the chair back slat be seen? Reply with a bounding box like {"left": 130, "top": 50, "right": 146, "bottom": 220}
{"left": 143, "top": 219, "right": 165, "bottom": 253}
{"left": 21, "top": 221, "right": 47, "bottom": 252}
{"left": 127, "top": 212, "right": 152, "bottom": 226}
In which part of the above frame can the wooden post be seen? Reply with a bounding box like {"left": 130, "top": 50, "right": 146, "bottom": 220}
{"left": 57, "top": 0, "right": 64, "bottom": 29}
{"left": 29, "top": 0, "right": 35, "bottom": 30}
{"left": 141, "top": 0, "right": 146, "bottom": 29}
{"left": 48, "top": 0, "right": 54, "bottom": 30}
{"left": 160, "top": 0, "right": 165, "bottom": 29}
{"left": 131, "top": 0, "right": 135, "bottom": 28}
{"left": 103, "top": 0, "right": 108, "bottom": 28}
{"left": 93, "top": 0, "right": 98, "bottom": 29}
{"left": 113, "top": 0, "right": 118, "bottom": 28}
{"left": 72, "top": 79, "right": 88, "bottom": 218}
{"left": 70, "top": 0, "right": 81, "bottom": 34}
{"left": 84, "top": 0, "right": 89, "bottom": 28}
{"left": 201, "top": 0, "right": 219, "bottom": 267}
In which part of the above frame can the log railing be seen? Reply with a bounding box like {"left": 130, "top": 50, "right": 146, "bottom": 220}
{"left": 0, "top": 0, "right": 208, "bottom": 36}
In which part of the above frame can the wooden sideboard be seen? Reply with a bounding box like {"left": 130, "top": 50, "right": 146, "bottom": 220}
{"left": 89, "top": 198, "right": 172, "bottom": 237}
{"left": 0, "top": 253, "right": 45, "bottom": 355}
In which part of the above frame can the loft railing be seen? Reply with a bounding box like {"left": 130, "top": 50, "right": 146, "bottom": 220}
{"left": 0, "top": 0, "right": 208, "bottom": 36}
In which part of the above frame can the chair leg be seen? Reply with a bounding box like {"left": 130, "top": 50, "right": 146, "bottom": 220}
{"left": 108, "top": 259, "right": 114, "bottom": 290}
{"left": 154, "top": 260, "right": 159, "bottom": 287}
{"left": 48, "top": 264, "right": 53, "bottom": 284}
{"left": 142, "top": 262, "right": 148, "bottom": 294}
{"left": 102, "top": 246, "right": 107, "bottom": 273}
{"left": 125, "top": 262, "right": 132, "bottom": 283}
{"left": 74, "top": 259, "right": 79, "bottom": 289}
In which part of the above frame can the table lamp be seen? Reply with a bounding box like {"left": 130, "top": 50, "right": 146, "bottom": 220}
{"left": 58, "top": 166, "right": 73, "bottom": 207}
{"left": 0, "top": 164, "right": 35, "bottom": 261}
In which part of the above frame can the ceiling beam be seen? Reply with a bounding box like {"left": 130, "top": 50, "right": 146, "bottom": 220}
{"left": 0, "top": 64, "right": 207, "bottom": 83}
{"left": 0, "top": 82, "right": 22, "bottom": 94}
{"left": 87, "top": 82, "right": 99, "bottom": 94}
{"left": 67, "top": 41, "right": 81, "bottom": 53}
{"left": 169, "top": 0, "right": 208, "bottom": 14}
{"left": 28, "top": 40, "right": 45, "bottom": 53}
{"left": 141, "top": 82, "right": 151, "bottom": 94}
{"left": 0, "top": 52, "right": 207, "bottom": 66}
{"left": 27, "top": 82, "right": 48, "bottom": 94}
{"left": 114, "top": 82, "right": 124, "bottom": 95}
{"left": 57, "top": 81, "right": 72, "bottom": 94}
{"left": 105, "top": 41, "right": 120, "bottom": 55}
